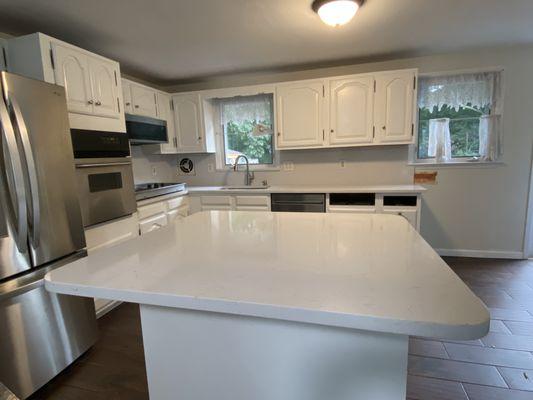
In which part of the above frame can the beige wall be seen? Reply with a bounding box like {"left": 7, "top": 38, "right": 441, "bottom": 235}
{"left": 137, "top": 45, "right": 533, "bottom": 258}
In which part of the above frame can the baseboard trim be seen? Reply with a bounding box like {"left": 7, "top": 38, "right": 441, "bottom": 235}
{"left": 435, "top": 248, "right": 524, "bottom": 259}
{"left": 96, "top": 300, "right": 123, "bottom": 319}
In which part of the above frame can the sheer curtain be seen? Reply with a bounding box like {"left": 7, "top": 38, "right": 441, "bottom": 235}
{"left": 428, "top": 118, "right": 451, "bottom": 162}
{"left": 419, "top": 71, "right": 503, "bottom": 161}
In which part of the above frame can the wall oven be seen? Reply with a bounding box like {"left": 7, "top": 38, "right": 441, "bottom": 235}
{"left": 71, "top": 129, "right": 137, "bottom": 227}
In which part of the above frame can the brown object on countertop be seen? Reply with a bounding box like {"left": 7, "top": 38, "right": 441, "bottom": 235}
{"left": 414, "top": 171, "right": 437, "bottom": 184}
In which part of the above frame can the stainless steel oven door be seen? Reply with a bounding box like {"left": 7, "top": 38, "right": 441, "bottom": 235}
{"left": 75, "top": 159, "right": 136, "bottom": 227}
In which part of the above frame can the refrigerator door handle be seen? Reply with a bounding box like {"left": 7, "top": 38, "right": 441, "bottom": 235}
{"left": 9, "top": 94, "right": 41, "bottom": 247}
{"left": 0, "top": 96, "right": 28, "bottom": 253}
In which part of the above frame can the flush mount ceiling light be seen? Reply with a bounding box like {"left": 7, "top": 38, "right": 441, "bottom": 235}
{"left": 312, "top": 0, "right": 364, "bottom": 27}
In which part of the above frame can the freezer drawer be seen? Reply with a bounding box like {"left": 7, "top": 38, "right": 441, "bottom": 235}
{"left": 0, "top": 279, "right": 97, "bottom": 399}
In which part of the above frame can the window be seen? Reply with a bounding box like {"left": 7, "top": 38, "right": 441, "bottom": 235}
{"left": 416, "top": 71, "right": 503, "bottom": 164}
{"left": 215, "top": 93, "right": 276, "bottom": 169}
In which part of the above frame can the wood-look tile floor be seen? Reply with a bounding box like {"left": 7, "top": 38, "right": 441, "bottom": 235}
{"left": 28, "top": 257, "right": 533, "bottom": 400}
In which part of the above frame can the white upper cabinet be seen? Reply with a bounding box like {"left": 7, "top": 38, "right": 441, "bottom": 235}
{"left": 373, "top": 70, "right": 416, "bottom": 144}
{"left": 173, "top": 93, "right": 205, "bottom": 153}
{"left": 157, "top": 92, "right": 178, "bottom": 153}
{"left": 89, "top": 58, "right": 120, "bottom": 118}
{"left": 7, "top": 33, "right": 125, "bottom": 132}
{"left": 329, "top": 75, "right": 374, "bottom": 146}
{"left": 276, "top": 81, "right": 325, "bottom": 149}
{"left": 51, "top": 43, "right": 93, "bottom": 115}
{"left": 130, "top": 84, "right": 158, "bottom": 118}
{"left": 122, "top": 80, "right": 133, "bottom": 114}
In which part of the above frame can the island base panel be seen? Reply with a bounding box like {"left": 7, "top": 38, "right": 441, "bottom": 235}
{"left": 140, "top": 305, "right": 408, "bottom": 400}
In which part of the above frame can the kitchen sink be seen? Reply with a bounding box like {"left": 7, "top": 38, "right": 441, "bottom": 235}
{"left": 219, "top": 186, "right": 270, "bottom": 190}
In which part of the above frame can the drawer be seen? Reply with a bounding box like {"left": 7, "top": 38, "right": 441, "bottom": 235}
{"left": 138, "top": 201, "right": 166, "bottom": 219}
{"left": 235, "top": 196, "right": 270, "bottom": 207}
{"left": 167, "top": 195, "right": 189, "bottom": 211}
{"left": 328, "top": 206, "right": 376, "bottom": 214}
{"left": 201, "top": 205, "right": 232, "bottom": 211}
{"left": 85, "top": 214, "right": 139, "bottom": 252}
{"left": 200, "top": 196, "right": 233, "bottom": 206}
{"left": 139, "top": 213, "right": 168, "bottom": 235}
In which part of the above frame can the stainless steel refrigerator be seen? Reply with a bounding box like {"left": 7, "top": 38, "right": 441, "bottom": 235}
{"left": 0, "top": 72, "right": 97, "bottom": 399}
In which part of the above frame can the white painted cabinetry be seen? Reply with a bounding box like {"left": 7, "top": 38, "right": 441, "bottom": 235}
{"left": 274, "top": 69, "right": 417, "bottom": 150}
{"left": 276, "top": 81, "right": 325, "bottom": 149}
{"left": 137, "top": 195, "right": 190, "bottom": 235}
{"left": 329, "top": 75, "right": 374, "bottom": 146}
{"left": 7, "top": 32, "right": 125, "bottom": 132}
{"left": 157, "top": 92, "right": 178, "bottom": 153}
{"left": 130, "top": 83, "right": 158, "bottom": 118}
{"left": 374, "top": 70, "right": 416, "bottom": 144}
{"left": 188, "top": 194, "right": 271, "bottom": 213}
{"left": 172, "top": 92, "right": 207, "bottom": 153}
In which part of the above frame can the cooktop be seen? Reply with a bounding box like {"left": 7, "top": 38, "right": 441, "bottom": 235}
{"left": 135, "top": 182, "right": 186, "bottom": 201}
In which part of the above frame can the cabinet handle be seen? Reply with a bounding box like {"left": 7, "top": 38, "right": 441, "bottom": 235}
{"left": 277, "top": 132, "right": 281, "bottom": 137}
{"left": 382, "top": 126, "right": 386, "bottom": 130}
{"left": 197, "top": 136, "right": 202, "bottom": 141}
{"left": 330, "top": 129, "right": 334, "bottom": 133}
{"left": 95, "top": 101, "right": 101, "bottom": 106}
{"left": 135, "top": 105, "right": 140, "bottom": 108}
{"left": 125, "top": 102, "right": 131, "bottom": 106}
{"left": 87, "top": 100, "right": 94, "bottom": 105}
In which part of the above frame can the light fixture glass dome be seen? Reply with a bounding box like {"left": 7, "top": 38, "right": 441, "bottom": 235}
{"left": 313, "top": 0, "right": 362, "bottom": 27}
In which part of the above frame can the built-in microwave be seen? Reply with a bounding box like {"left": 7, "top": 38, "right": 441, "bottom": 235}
{"left": 125, "top": 114, "right": 168, "bottom": 144}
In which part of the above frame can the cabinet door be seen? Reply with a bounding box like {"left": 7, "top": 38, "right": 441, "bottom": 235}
{"left": 89, "top": 58, "right": 120, "bottom": 119}
{"left": 122, "top": 80, "right": 133, "bottom": 114}
{"left": 51, "top": 43, "right": 93, "bottom": 115}
{"left": 329, "top": 76, "right": 374, "bottom": 145}
{"left": 173, "top": 93, "right": 204, "bottom": 153}
{"left": 139, "top": 213, "right": 168, "bottom": 235}
{"left": 374, "top": 71, "right": 416, "bottom": 144}
{"left": 131, "top": 84, "right": 158, "bottom": 118}
{"left": 276, "top": 81, "right": 324, "bottom": 148}
{"left": 157, "top": 92, "right": 177, "bottom": 153}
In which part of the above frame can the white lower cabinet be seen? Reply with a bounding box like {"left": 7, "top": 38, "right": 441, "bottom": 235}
{"left": 84, "top": 213, "right": 139, "bottom": 317}
{"left": 191, "top": 194, "right": 271, "bottom": 213}
{"left": 139, "top": 213, "right": 168, "bottom": 235}
{"left": 137, "top": 195, "right": 190, "bottom": 235}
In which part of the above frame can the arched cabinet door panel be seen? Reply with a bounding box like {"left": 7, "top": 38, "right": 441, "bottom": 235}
{"left": 329, "top": 76, "right": 374, "bottom": 145}
{"left": 374, "top": 71, "right": 416, "bottom": 144}
{"left": 276, "top": 81, "right": 325, "bottom": 149}
{"left": 51, "top": 43, "right": 93, "bottom": 115}
{"left": 89, "top": 58, "right": 120, "bottom": 119}
{"left": 173, "top": 93, "right": 204, "bottom": 153}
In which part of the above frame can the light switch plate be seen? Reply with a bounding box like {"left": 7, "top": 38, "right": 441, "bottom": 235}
{"left": 207, "top": 163, "right": 214, "bottom": 173}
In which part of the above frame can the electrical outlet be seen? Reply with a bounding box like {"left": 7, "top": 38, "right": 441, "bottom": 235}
{"left": 207, "top": 163, "right": 214, "bottom": 173}
{"left": 282, "top": 161, "right": 294, "bottom": 171}
{"left": 151, "top": 166, "right": 157, "bottom": 176}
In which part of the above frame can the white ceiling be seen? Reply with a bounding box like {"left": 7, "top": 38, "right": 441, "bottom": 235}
{"left": 1, "top": 0, "right": 533, "bottom": 85}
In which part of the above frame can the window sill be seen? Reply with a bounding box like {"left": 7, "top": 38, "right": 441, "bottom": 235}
{"left": 408, "top": 160, "right": 505, "bottom": 168}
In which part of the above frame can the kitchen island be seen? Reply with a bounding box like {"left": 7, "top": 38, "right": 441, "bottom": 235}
{"left": 45, "top": 211, "right": 489, "bottom": 400}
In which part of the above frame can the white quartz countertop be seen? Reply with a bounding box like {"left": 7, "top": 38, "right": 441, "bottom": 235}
{"left": 187, "top": 184, "right": 426, "bottom": 194}
{"left": 45, "top": 211, "right": 487, "bottom": 339}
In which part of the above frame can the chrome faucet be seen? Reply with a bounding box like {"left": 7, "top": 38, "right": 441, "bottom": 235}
{"left": 233, "top": 155, "right": 255, "bottom": 186}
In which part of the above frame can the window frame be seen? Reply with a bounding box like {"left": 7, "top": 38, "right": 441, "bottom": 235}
{"left": 409, "top": 67, "right": 505, "bottom": 167}
{"left": 208, "top": 85, "right": 280, "bottom": 171}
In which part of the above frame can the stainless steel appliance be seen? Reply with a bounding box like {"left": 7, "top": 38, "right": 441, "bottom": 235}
{"left": 0, "top": 72, "right": 97, "bottom": 399}
{"left": 71, "top": 130, "right": 136, "bottom": 227}
{"left": 271, "top": 193, "right": 326, "bottom": 212}
{"left": 125, "top": 113, "right": 167, "bottom": 144}
{"left": 134, "top": 182, "right": 186, "bottom": 201}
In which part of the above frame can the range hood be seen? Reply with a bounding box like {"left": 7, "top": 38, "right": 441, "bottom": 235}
{"left": 125, "top": 114, "right": 168, "bottom": 144}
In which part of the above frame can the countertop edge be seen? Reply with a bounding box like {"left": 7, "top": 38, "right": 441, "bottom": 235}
{"left": 44, "top": 277, "right": 489, "bottom": 340}
{"left": 187, "top": 185, "right": 427, "bottom": 195}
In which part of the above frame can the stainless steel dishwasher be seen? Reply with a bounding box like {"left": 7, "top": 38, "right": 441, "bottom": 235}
{"left": 271, "top": 193, "right": 326, "bottom": 212}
